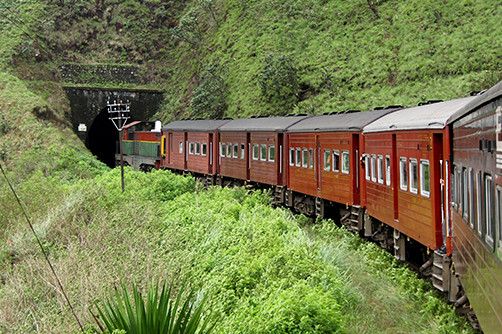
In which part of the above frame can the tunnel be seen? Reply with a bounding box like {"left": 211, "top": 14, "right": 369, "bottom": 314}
{"left": 86, "top": 108, "right": 119, "bottom": 167}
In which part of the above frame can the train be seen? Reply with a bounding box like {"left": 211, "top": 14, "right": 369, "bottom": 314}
{"left": 117, "top": 80, "right": 502, "bottom": 333}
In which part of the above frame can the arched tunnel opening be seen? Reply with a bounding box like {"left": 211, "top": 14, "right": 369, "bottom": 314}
{"left": 86, "top": 108, "right": 119, "bottom": 167}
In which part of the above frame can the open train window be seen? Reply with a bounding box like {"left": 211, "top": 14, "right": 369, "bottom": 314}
{"left": 296, "top": 148, "right": 301, "bottom": 166}
{"left": 420, "top": 160, "right": 430, "bottom": 198}
{"left": 476, "top": 171, "right": 483, "bottom": 236}
{"left": 485, "top": 175, "right": 495, "bottom": 247}
{"left": 400, "top": 157, "right": 408, "bottom": 191}
{"left": 260, "top": 144, "right": 267, "bottom": 161}
{"left": 309, "top": 148, "right": 314, "bottom": 169}
{"left": 302, "top": 148, "right": 308, "bottom": 168}
{"left": 189, "top": 142, "right": 195, "bottom": 155}
{"left": 333, "top": 150, "right": 340, "bottom": 172}
{"left": 409, "top": 159, "right": 418, "bottom": 194}
{"left": 220, "top": 143, "right": 226, "bottom": 157}
{"left": 370, "top": 155, "right": 376, "bottom": 182}
{"left": 342, "top": 151, "right": 349, "bottom": 174}
{"left": 201, "top": 143, "right": 207, "bottom": 156}
{"left": 324, "top": 149, "right": 331, "bottom": 171}
{"left": 385, "top": 155, "right": 391, "bottom": 186}
{"left": 195, "top": 143, "right": 200, "bottom": 155}
{"left": 289, "top": 148, "right": 295, "bottom": 166}
{"left": 233, "top": 144, "right": 238, "bottom": 158}
{"left": 226, "top": 143, "right": 232, "bottom": 158}
{"left": 377, "top": 155, "right": 384, "bottom": 184}
{"left": 241, "top": 144, "right": 245, "bottom": 159}
{"left": 365, "top": 155, "right": 370, "bottom": 180}
{"left": 269, "top": 145, "right": 275, "bottom": 162}
{"left": 462, "top": 168, "right": 468, "bottom": 220}
{"left": 468, "top": 168, "right": 474, "bottom": 228}
{"left": 252, "top": 144, "right": 259, "bottom": 160}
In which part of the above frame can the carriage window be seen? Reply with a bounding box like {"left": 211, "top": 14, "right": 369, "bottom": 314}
{"left": 485, "top": 175, "right": 494, "bottom": 246}
{"left": 302, "top": 148, "right": 308, "bottom": 168}
{"left": 201, "top": 143, "right": 207, "bottom": 156}
{"left": 377, "top": 155, "right": 384, "bottom": 184}
{"left": 452, "top": 166, "right": 457, "bottom": 208}
{"left": 476, "top": 171, "right": 483, "bottom": 236}
{"left": 179, "top": 142, "right": 183, "bottom": 154}
{"left": 324, "top": 149, "right": 331, "bottom": 171}
{"left": 241, "top": 144, "right": 245, "bottom": 159}
{"left": 365, "top": 155, "right": 370, "bottom": 180}
{"left": 260, "top": 144, "right": 267, "bottom": 161}
{"left": 409, "top": 159, "right": 418, "bottom": 194}
{"left": 226, "top": 143, "right": 232, "bottom": 157}
{"left": 333, "top": 150, "right": 340, "bottom": 172}
{"left": 420, "top": 160, "right": 430, "bottom": 198}
{"left": 342, "top": 151, "right": 350, "bottom": 174}
{"left": 296, "top": 148, "right": 301, "bottom": 167}
{"left": 189, "top": 142, "right": 195, "bottom": 155}
{"left": 468, "top": 168, "right": 474, "bottom": 228}
{"left": 400, "top": 158, "right": 408, "bottom": 191}
{"left": 309, "top": 148, "right": 314, "bottom": 169}
{"left": 385, "top": 155, "right": 391, "bottom": 186}
{"left": 252, "top": 144, "right": 259, "bottom": 160}
{"left": 462, "top": 168, "right": 468, "bottom": 220}
{"left": 289, "top": 148, "right": 295, "bottom": 166}
{"left": 233, "top": 144, "right": 238, "bottom": 158}
{"left": 220, "top": 143, "right": 226, "bottom": 157}
{"left": 497, "top": 186, "right": 502, "bottom": 254}
{"left": 269, "top": 145, "right": 275, "bottom": 162}
{"left": 195, "top": 143, "right": 201, "bottom": 155}
{"left": 370, "top": 155, "right": 376, "bottom": 182}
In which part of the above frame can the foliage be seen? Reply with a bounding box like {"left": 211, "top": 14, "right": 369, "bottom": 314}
{"left": 259, "top": 53, "right": 300, "bottom": 115}
{"left": 94, "top": 281, "right": 215, "bottom": 334}
{"left": 190, "top": 63, "right": 228, "bottom": 119}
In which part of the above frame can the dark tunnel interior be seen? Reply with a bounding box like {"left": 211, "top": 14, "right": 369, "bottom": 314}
{"left": 86, "top": 108, "right": 119, "bottom": 167}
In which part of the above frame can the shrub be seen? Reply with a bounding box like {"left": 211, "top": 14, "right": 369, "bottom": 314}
{"left": 190, "top": 63, "right": 228, "bottom": 119}
{"left": 259, "top": 54, "right": 300, "bottom": 115}
{"left": 94, "top": 281, "right": 215, "bottom": 334}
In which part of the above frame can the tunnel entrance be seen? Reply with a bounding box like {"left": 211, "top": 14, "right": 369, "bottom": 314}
{"left": 86, "top": 108, "right": 118, "bottom": 167}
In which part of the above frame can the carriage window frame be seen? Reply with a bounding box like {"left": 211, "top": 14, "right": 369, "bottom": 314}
{"left": 496, "top": 185, "right": 502, "bottom": 256}
{"left": 296, "top": 148, "right": 301, "bottom": 167}
{"left": 400, "top": 157, "right": 408, "bottom": 191}
{"left": 289, "top": 148, "right": 295, "bottom": 166}
{"left": 342, "top": 151, "right": 350, "bottom": 174}
{"left": 485, "top": 174, "right": 495, "bottom": 247}
{"left": 365, "top": 155, "right": 370, "bottom": 180}
{"left": 226, "top": 143, "right": 232, "bottom": 158}
{"left": 220, "top": 143, "right": 226, "bottom": 157}
{"left": 333, "top": 150, "right": 340, "bottom": 172}
{"left": 189, "top": 142, "right": 195, "bottom": 155}
{"left": 377, "top": 155, "right": 384, "bottom": 184}
{"left": 385, "top": 155, "right": 391, "bottom": 186}
{"left": 201, "top": 143, "right": 207, "bottom": 156}
{"left": 468, "top": 168, "right": 474, "bottom": 228}
{"left": 476, "top": 171, "right": 483, "bottom": 236}
{"left": 252, "top": 144, "right": 259, "bottom": 160}
{"left": 260, "top": 144, "right": 267, "bottom": 161}
{"left": 233, "top": 144, "right": 238, "bottom": 158}
{"left": 409, "top": 159, "right": 418, "bottom": 194}
{"left": 462, "top": 168, "right": 468, "bottom": 220}
{"left": 370, "top": 154, "right": 376, "bottom": 182}
{"left": 420, "top": 160, "right": 430, "bottom": 198}
{"left": 269, "top": 145, "right": 276, "bottom": 162}
{"left": 195, "top": 142, "right": 201, "bottom": 155}
{"left": 309, "top": 148, "right": 314, "bottom": 169}
{"left": 241, "top": 144, "right": 245, "bottom": 159}
{"left": 302, "top": 148, "right": 308, "bottom": 168}
{"left": 324, "top": 149, "right": 331, "bottom": 172}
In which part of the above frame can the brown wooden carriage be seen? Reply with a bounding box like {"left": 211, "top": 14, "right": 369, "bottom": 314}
{"left": 161, "top": 120, "right": 230, "bottom": 175}
{"left": 448, "top": 82, "right": 502, "bottom": 334}
{"left": 217, "top": 116, "right": 308, "bottom": 186}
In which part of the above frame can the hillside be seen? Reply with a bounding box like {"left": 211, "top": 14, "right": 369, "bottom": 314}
{"left": 5, "top": 0, "right": 500, "bottom": 121}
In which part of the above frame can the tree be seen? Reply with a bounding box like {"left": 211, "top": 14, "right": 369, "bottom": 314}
{"left": 190, "top": 63, "right": 228, "bottom": 119}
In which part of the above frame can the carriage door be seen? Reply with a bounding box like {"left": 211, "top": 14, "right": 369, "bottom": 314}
{"left": 433, "top": 133, "right": 446, "bottom": 245}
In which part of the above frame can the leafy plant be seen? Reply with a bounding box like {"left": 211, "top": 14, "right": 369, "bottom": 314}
{"left": 94, "top": 281, "right": 215, "bottom": 334}
{"left": 190, "top": 63, "right": 228, "bottom": 119}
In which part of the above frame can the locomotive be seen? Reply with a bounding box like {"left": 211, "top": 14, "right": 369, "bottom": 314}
{"left": 117, "top": 81, "right": 502, "bottom": 333}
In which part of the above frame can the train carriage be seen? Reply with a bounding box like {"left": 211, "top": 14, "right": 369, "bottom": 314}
{"left": 285, "top": 109, "right": 396, "bottom": 217}
{"left": 161, "top": 120, "right": 230, "bottom": 176}
{"left": 363, "top": 97, "right": 476, "bottom": 263}
{"left": 217, "top": 116, "right": 307, "bottom": 187}
{"left": 447, "top": 82, "right": 502, "bottom": 334}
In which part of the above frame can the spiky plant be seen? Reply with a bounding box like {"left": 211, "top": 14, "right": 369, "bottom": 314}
{"left": 93, "top": 282, "right": 215, "bottom": 334}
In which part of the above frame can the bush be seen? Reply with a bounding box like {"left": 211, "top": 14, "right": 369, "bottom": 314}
{"left": 190, "top": 63, "right": 228, "bottom": 119}
{"left": 259, "top": 54, "right": 300, "bottom": 115}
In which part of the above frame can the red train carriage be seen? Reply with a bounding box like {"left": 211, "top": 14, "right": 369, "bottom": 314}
{"left": 363, "top": 97, "right": 476, "bottom": 264}
{"left": 118, "top": 121, "right": 162, "bottom": 170}
{"left": 161, "top": 120, "right": 230, "bottom": 179}
{"left": 448, "top": 82, "right": 502, "bottom": 334}
{"left": 284, "top": 109, "right": 396, "bottom": 217}
{"left": 217, "top": 116, "right": 308, "bottom": 189}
